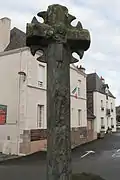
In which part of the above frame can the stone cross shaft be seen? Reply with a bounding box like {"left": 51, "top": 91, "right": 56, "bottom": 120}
{"left": 26, "top": 4, "right": 90, "bottom": 180}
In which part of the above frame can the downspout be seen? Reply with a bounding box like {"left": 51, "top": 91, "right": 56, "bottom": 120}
{"left": 17, "top": 48, "right": 22, "bottom": 155}
{"left": 25, "top": 49, "right": 29, "bottom": 146}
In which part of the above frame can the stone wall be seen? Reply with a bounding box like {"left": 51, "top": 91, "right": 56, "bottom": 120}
{"left": 20, "top": 127, "right": 95, "bottom": 155}
{"left": 19, "top": 130, "right": 31, "bottom": 154}
{"left": 71, "top": 127, "right": 87, "bottom": 148}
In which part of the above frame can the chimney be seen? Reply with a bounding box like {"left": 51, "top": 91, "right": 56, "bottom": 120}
{"left": 0, "top": 17, "right": 11, "bottom": 52}
{"left": 77, "top": 65, "right": 86, "bottom": 73}
{"left": 100, "top": 76, "right": 105, "bottom": 84}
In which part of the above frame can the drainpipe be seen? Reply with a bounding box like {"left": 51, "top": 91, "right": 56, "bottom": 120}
{"left": 17, "top": 48, "right": 28, "bottom": 155}
{"left": 17, "top": 48, "right": 22, "bottom": 155}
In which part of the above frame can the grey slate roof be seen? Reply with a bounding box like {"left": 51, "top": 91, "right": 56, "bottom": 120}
{"left": 87, "top": 73, "right": 115, "bottom": 99}
{"left": 116, "top": 106, "right": 120, "bottom": 115}
{"left": 5, "top": 27, "right": 26, "bottom": 51}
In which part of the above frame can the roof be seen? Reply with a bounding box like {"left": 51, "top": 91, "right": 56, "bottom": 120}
{"left": 87, "top": 109, "right": 96, "bottom": 120}
{"left": 87, "top": 73, "right": 115, "bottom": 99}
{"left": 116, "top": 106, "right": 120, "bottom": 115}
{"left": 5, "top": 27, "right": 26, "bottom": 51}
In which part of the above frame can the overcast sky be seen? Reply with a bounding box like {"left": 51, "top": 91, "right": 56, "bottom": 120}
{"left": 0, "top": 0, "right": 120, "bottom": 105}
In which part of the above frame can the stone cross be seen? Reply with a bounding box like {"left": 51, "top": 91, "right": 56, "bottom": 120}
{"left": 26, "top": 4, "right": 90, "bottom": 180}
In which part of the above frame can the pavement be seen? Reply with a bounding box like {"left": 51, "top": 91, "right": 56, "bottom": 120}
{"left": 0, "top": 153, "right": 18, "bottom": 162}
{"left": 1, "top": 132, "right": 120, "bottom": 180}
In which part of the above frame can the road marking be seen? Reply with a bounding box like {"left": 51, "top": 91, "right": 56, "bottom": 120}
{"left": 112, "top": 149, "right": 120, "bottom": 157}
{"left": 112, "top": 153, "right": 116, "bottom": 157}
{"left": 116, "top": 155, "right": 120, "bottom": 157}
{"left": 112, "top": 154, "right": 120, "bottom": 158}
{"left": 81, "top": 151, "right": 95, "bottom": 158}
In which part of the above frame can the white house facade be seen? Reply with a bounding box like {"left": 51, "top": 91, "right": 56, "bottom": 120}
{"left": 0, "top": 18, "right": 90, "bottom": 155}
{"left": 93, "top": 92, "right": 116, "bottom": 133}
{"left": 87, "top": 73, "right": 116, "bottom": 137}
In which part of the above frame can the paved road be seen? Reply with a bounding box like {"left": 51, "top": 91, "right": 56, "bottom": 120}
{"left": 1, "top": 132, "right": 120, "bottom": 180}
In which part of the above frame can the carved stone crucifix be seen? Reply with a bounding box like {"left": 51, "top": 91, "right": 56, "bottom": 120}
{"left": 26, "top": 4, "right": 90, "bottom": 180}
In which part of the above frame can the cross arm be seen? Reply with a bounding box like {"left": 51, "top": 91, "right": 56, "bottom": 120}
{"left": 26, "top": 20, "right": 53, "bottom": 48}
{"left": 67, "top": 28, "right": 90, "bottom": 52}
{"left": 26, "top": 4, "right": 91, "bottom": 63}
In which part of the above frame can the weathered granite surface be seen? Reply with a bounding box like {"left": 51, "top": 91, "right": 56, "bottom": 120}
{"left": 26, "top": 4, "right": 90, "bottom": 180}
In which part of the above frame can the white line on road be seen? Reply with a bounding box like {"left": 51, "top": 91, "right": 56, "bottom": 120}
{"left": 81, "top": 151, "right": 95, "bottom": 158}
{"left": 112, "top": 153, "right": 116, "bottom": 157}
{"left": 112, "top": 149, "right": 120, "bottom": 157}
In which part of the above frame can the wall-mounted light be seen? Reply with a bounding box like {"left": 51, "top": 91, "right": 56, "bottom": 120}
{"left": 18, "top": 71, "right": 26, "bottom": 82}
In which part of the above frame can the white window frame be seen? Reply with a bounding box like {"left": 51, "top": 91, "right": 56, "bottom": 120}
{"left": 111, "top": 118, "right": 113, "bottom": 126}
{"left": 111, "top": 102, "right": 113, "bottom": 109}
{"left": 106, "top": 101, "right": 108, "bottom": 108}
{"left": 101, "top": 117, "right": 104, "bottom": 126}
{"left": 101, "top": 100, "right": 103, "bottom": 108}
{"left": 105, "top": 87, "right": 109, "bottom": 94}
{"left": 107, "top": 117, "right": 109, "bottom": 126}
{"left": 78, "top": 80, "right": 81, "bottom": 97}
{"left": 37, "top": 104, "right": 44, "bottom": 128}
{"left": 38, "top": 64, "right": 45, "bottom": 87}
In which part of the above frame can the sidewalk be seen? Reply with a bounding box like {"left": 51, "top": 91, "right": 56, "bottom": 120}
{"left": 0, "top": 153, "right": 18, "bottom": 163}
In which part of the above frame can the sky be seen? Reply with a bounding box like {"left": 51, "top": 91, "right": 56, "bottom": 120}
{"left": 0, "top": 0, "right": 120, "bottom": 105}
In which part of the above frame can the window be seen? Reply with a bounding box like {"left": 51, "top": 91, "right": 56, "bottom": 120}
{"left": 78, "top": 109, "right": 81, "bottom": 126}
{"left": 37, "top": 105, "right": 44, "bottom": 128}
{"left": 111, "top": 118, "right": 113, "bottom": 125}
{"left": 71, "top": 108, "right": 74, "bottom": 115}
{"left": 111, "top": 103, "right": 113, "bottom": 112}
{"left": 78, "top": 88, "right": 80, "bottom": 97}
{"left": 106, "top": 101, "right": 108, "bottom": 108}
{"left": 38, "top": 64, "right": 45, "bottom": 87}
{"left": 105, "top": 87, "right": 109, "bottom": 94}
{"left": 101, "top": 100, "right": 104, "bottom": 110}
{"left": 101, "top": 117, "right": 104, "bottom": 126}
{"left": 107, "top": 117, "right": 109, "bottom": 126}
{"left": 111, "top": 118, "right": 114, "bottom": 128}
{"left": 106, "top": 95, "right": 108, "bottom": 100}
{"left": 101, "top": 100, "right": 103, "bottom": 107}
{"left": 111, "top": 103, "right": 112, "bottom": 109}
{"left": 78, "top": 80, "right": 81, "bottom": 97}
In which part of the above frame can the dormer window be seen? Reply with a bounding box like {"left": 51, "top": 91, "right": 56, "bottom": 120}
{"left": 105, "top": 87, "right": 109, "bottom": 94}
{"left": 103, "top": 84, "right": 109, "bottom": 94}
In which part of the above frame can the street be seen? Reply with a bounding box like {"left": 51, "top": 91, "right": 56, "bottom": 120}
{"left": 1, "top": 132, "right": 120, "bottom": 180}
